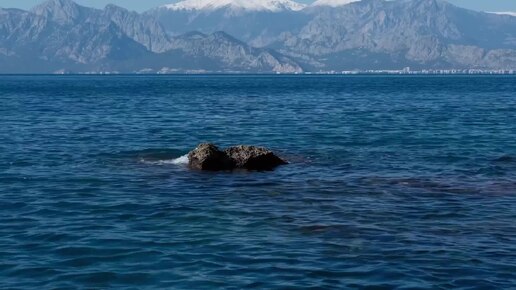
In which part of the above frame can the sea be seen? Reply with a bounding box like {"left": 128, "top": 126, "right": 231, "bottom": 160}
{"left": 1, "top": 75, "right": 515, "bottom": 289}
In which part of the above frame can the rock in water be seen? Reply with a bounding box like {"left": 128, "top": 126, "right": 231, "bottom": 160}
{"left": 225, "top": 145, "right": 288, "bottom": 171}
{"left": 187, "top": 143, "right": 287, "bottom": 171}
{"left": 187, "top": 143, "right": 234, "bottom": 171}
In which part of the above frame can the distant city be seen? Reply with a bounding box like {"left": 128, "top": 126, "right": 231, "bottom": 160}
{"left": 59, "top": 68, "right": 516, "bottom": 75}
{"left": 306, "top": 68, "right": 516, "bottom": 75}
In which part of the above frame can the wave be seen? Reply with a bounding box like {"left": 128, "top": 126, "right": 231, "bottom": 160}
{"left": 104, "top": 148, "right": 190, "bottom": 166}
{"left": 170, "top": 154, "right": 189, "bottom": 165}
{"left": 140, "top": 154, "right": 189, "bottom": 166}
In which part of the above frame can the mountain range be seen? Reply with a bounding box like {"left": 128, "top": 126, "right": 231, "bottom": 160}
{"left": 0, "top": 0, "right": 515, "bottom": 73}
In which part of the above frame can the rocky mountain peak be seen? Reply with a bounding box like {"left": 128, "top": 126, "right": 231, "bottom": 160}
{"left": 103, "top": 4, "right": 130, "bottom": 13}
{"left": 31, "top": 0, "right": 85, "bottom": 25}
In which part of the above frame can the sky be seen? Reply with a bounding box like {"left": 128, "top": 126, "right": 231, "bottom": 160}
{"left": 1, "top": 0, "right": 515, "bottom": 12}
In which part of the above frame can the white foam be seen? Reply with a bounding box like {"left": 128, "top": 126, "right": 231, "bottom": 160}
{"left": 171, "top": 154, "right": 189, "bottom": 165}
{"left": 139, "top": 154, "right": 189, "bottom": 166}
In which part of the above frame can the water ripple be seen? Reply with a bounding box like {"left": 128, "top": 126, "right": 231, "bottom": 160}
{"left": 0, "top": 76, "right": 515, "bottom": 288}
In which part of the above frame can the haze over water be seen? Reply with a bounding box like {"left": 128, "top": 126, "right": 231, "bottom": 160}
{"left": 1, "top": 75, "right": 515, "bottom": 288}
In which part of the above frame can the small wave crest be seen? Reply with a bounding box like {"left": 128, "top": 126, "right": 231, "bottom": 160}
{"left": 170, "top": 154, "right": 189, "bottom": 165}
{"left": 140, "top": 154, "right": 189, "bottom": 166}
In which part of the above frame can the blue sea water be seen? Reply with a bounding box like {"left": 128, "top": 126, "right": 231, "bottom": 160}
{"left": 1, "top": 75, "right": 515, "bottom": 289}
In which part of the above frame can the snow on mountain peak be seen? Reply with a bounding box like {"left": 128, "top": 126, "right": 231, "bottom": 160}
{"left": 311, "top": 0, "right": 361, "bottom": 7}
{"left": 488, "top": 11, "right": 516, "bottom": 17}
{"left": 163, "top": 0, "right": 306, "bottom": 12}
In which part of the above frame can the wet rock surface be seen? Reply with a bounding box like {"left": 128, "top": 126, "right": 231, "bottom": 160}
{"left": 224, "top": 145, "right": 288, "bottom": 171}
{"left": 187, "top": 143, "right": 234, "bottom": 171}
{"left": 187, "top": 143, "right": 287, "bottom": 171}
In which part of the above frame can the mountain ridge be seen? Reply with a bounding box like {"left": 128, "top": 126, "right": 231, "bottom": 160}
{"left": 150, "top": 0, "right": 516, "bottom": 70}
{"left": 0, "top": 0, "right": 303, "bottom": 73}
{"left": 0, "top": 0, "right": 515, "bottom": 73}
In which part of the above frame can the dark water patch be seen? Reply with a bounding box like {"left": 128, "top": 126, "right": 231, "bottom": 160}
{"left": 494, "top": 155, "right": 516, "bottom": 163}
{"left": 358, "top": 176, "right": 484, "bottom": 195}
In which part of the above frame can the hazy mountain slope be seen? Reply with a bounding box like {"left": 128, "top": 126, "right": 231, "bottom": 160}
{"left": 101, "top": 4, "right": 172, "bottom": 53}
{"left": 0, "top": 2, "right": 152, "bottom": 72}
{"left": 165, "top": 31, "right": 302, "bottom": 72}
{"left": 0, "top": 0, "right": 302, "bottom": 73}
{"left": 276, "top": 0, "right": 516, "bottom": 69}
{"left": 147, "top": 2, "right": 311, "bottom": 47}
{"left": 1, "top": 0, "right": 516, "bottom": 72}
{"left": 151, "top": 0, "right": 516, "bottom": 70}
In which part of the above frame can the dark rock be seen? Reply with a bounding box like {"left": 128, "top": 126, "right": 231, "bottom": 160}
{"left": 224, "top": 145, "right": 288, "bottom": 171}
{"left": 187, "top": 143, "right": 234, "bottom": 171}
{"left": 187, "top": 143, "right": 287, "bottom": 171}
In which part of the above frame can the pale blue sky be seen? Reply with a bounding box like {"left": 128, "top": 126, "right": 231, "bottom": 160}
{"left": 1, "top": 0, "right": 515, "bottom": 12}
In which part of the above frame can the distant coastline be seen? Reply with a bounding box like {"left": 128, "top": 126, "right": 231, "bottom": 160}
{"left": 1, "top": 71, "right": 516, "bottom": 76}
{"left": 46, "top": 69, "right": 516, "bottom": 75}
